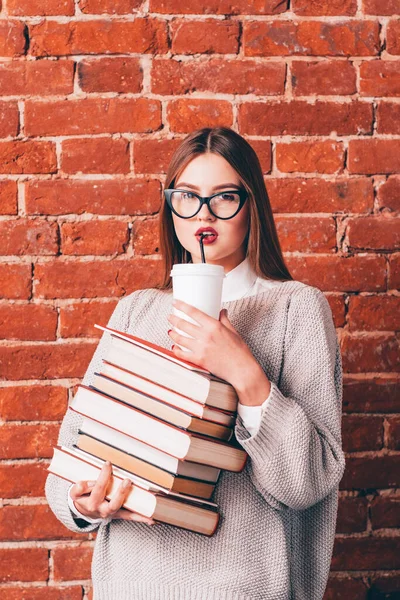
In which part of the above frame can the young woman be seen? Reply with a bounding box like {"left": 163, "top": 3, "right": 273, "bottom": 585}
{"left": 46, "top": 127, "right": 346, "bottom": 600}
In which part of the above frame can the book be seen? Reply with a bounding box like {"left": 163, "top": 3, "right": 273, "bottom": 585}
{"left": 91, "top": 372, "right": 233, "bottom": 441}
{"left": 77, "top": 433, "right": 216, "bottom": 499}
{"left": 79, "top": 417, "right": 221, "bottom": 484}
{"left": 49, "top": 446, "right": 220, "bottom": 536}
{"left": 71, "top": 385, "right": 247, "bottom": 472}
{"left": 95, "top": 324, "right": 238, "bottom": 412}
{"left": 100, "top": 361, "right": 235, "bottom": 428}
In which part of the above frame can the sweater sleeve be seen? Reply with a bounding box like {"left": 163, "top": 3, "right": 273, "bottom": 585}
{"left": 234, "top": 286, "right": 346, "bottom": 511}
{"left": 45, "top": 291, "right": 139, "bottom": 533}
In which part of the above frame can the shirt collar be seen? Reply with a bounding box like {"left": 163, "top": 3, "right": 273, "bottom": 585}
{"left": 221, "top": 256, "right": 258, "bottom": 302}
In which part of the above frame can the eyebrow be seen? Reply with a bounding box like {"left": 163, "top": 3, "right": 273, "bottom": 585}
{"left": 175, "top": 182, "right": 241, "bottom": 190}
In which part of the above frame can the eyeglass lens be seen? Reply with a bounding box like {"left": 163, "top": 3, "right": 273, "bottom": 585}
{"left": 170, "top": 191, "right": 241, "bottom": 218}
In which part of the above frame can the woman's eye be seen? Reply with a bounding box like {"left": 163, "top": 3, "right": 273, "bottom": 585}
{"left": 182, "top": 192, "right": 195, "bottom": 199}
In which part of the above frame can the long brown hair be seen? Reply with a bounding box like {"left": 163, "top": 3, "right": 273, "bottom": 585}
{"left": 154, "top": 127, "right": 292, "bottom": 290}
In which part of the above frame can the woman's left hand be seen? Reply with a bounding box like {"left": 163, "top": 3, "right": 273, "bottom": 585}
{"left": 167, "top": 299, "right": 259, "bottom": 389}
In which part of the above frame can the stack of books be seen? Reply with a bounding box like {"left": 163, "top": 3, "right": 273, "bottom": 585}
{"left": 48, "top": 325, "right": 247, "bottom": 536}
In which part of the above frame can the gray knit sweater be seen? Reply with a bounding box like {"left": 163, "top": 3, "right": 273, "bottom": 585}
{"left": 45, "top": 280, "right": 345, "bottom": 600}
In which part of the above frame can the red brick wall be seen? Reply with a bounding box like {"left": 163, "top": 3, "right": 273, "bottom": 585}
{"left": 0, "top": 0, "right": 399, "bottom": 598}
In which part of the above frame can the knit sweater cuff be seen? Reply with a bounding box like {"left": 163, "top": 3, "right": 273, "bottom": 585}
{"left": 234, "top": 380, "right": 298, "bottom": 460}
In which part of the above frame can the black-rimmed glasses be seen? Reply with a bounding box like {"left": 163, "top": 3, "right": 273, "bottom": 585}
{"left": 164, "top": 188, "right": 248, "bottom": 220}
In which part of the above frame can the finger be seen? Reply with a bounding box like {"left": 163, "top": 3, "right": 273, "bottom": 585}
{"left": 90, "top": 460, "right": 113, "bottom": 506}
{"left": 172, "top": 300, "right": 211, "bottom": 325}
{"left": 169, "top": 330, "right": 196, "bottom": 353}
{"left": 70, "top": 479, "right": 96, "bottom": 500}
{"left": 112, "top": 507, "right": 157, "bottom": 525}
{"left": 168, "top": 314, "right": 201, "bottom": 338}
{"left": 106, "top": 478, "right": 133, "bottom": 515}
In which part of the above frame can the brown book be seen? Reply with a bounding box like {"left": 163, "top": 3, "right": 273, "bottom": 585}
{"left": 79, "top": 417, "right": 221, "bottom": 484}
{"left": 77, "top": 433, "right": 216, "bottom": 499}
{"left": 71, "top": 385, "right": 247, "bottom": 472}
{"left": 92, "top": 372, "right": 233, "bottom": 442}
{"left": 95, "top": 324, "right": 239, "bottom": 412}
{"left": 49, "top": 446, "right": 219, "bottom": 536}
{"left": 101, "top": 361, "right": 236, "bottom": 428}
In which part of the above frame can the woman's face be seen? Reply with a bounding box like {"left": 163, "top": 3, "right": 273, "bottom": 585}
{"left": 170, "top": 153, "right": 250, "bottom": 273}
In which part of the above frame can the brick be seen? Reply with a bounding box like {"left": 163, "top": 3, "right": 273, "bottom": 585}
{"left": 340, "top": 455, "right": 400, "bottom": 489}
{"left": 0, "top": 180, "right": 18, "bottom": 214}
{"left": 0, "top": 218, "right": 58, "bottom": 255}
{"left": 0, "top": 505, "right": 87, "bottom": 541}
{"left": 7, "top": 0, "right": 75, "bottom": 15}
{"left": 61, "top": 220, "right": 129, "bottom": 255}
{"left": 347, "top": 216, "right": 400, "bottom": 251}
{"left": 0, "top": 342, "right": 95, "bottom": 380}
{"left": 332, "top": 537, "right": 400, "bottom": 570}
{"left": 293, "top": 0, "right": 357, "bottom": 15}
{"left": 275, "top": 216, "right": 336, "bottom": 252}
{"left": 0, "top": 264, "right": 31, "bottom": 299}
{"left": 348, "top": 295, "right": 400, "bottom": 332}
{"left": 61, "top": 138, "right": 130, "bottom": 175}
{"left": 291, "top": 60, "right": 356, "bottom": 96}
{"left": 247, "top": 140, "right": 272, "bottom": 174}
{"left": 363, "top": 0, "right": 400, "bottom": 14}
{"left": 80, "top": 0, "right": 142, "bottom": 12}
{"left": 149, "top": 0, "right": 289, "bottom": 14}
{"left": 0, "top": 60, "right": 74, "bottom": 95}
{"left": 132, "top": 217, "right": 160, "bottom": 255}
{"left": 60, "top": 300, "right": 118, "bottom": 338}
{"left": 25, "top": 98, "right": 161, "bottom": 136}
{"left": 53, "top": 546, "right": 93, "bottom": 581}
{"left": 360, "top": 61, "right": 400, "bottom": 97}
{"left": 0, "top": 303, "right": 57, "bottom": 340}
{"left": 34, "top": 258, "right": 163, "bottom": 298}
{"left": 285, "top": 255, "right": 386, "bottom": 292}
{"left": 29, "top": 18, "right": 168, "bottom": 56}
{"left": 371, "top": 495, "right": 400, "bottom": 529}
{"left": 369, "top": 575, "right": 400, "bottom": 598}
{"left": 167, "top": 99, "right": 233, "bottom": 132}
{"left": 326, "top": 294, "right": 346, "bottom": 327}
{"left": 0, "top": 423, "right": 59, "bottom": 458}
{"left": 389, "top": 254, "right": 400, "bottom": 289}
{"left": 244, "top": 20, "right": 380, "bottom": 57}
{"left": 152, "top": 57, "right": 285, "bottom": 95}
{"left": 0, "top": 141, "right": 57, "bottom": 175}
{"left": 170, "top": 19, "right": 240, "bottom": 54}
{"left": 0, "top": 102, "right": 19, "bottom": 137}
{"left": 0, "top": 587, "right": 83, "bottom": 600}
{"left": 133, "top": 138, "right": 182, "bottom": 174}
{"left": 0, "top": 385, "right": 68, "bottom": 421}
{"left": 377, "top": 101, "right": 400, "bottom": 134}
{"left": 238, "top": 101, "right": 372, "bottom": 135}
{"left": 343, "top": 377, "right": 400, "bottom": 413}
{"left": 348, "top": 139, "right": 400, "bottom": 174}
{"left": 336, "top": 496, "right": 368, "bottom": 533}
{"left": 387, "top": 416, "right": 400, "bottom": 450}
{"left": 0, "top": 463, "right": 47, "bottom": 498}
{"left": 0, "top": 21, "right": 27, "bottom": 57}
{"left": 266, "top": 177, "right": 374, "bottom": 213}
{"left": 341, "top": 333, "right": 399, "bottom": 373}
{"left": 324, "top": 577, "right": 368, "bottom": 600}
{"left": 78, "top": 57, "right": 142, "bottom": 93}
{"left": 342, "top": 415, "right": 384, "bottom": 452}
{"left": 387, "top": 19, "right": 400, "bottom": 55}
{"left": 0, "top": 548, "right": 48, "bottom": 582}
{"left": 377, "top": 175, "right": 400, "bottom": 213}
{"left": 276, "top": 141, "right": 344, "bottom": 174}
{"left": 26, "top": 179, "right": 161, "bottom": 215}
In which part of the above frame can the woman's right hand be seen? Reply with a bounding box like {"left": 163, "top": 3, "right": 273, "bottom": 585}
{"left": 70, "top": 460, "right": 156, "bottom": 525}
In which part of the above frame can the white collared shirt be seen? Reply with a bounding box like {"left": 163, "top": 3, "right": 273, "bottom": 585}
{"left": 68, "top": 257, "right": 278, "bottom": 522}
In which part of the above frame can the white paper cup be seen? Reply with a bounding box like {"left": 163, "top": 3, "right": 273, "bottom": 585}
{"left": 170, "top": 263, "right": 225, "bottom": 353}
